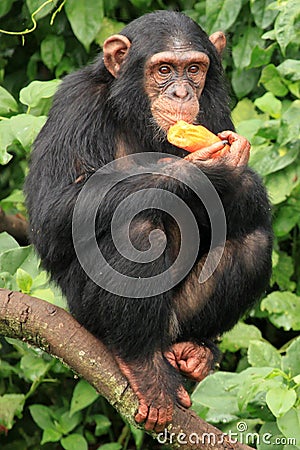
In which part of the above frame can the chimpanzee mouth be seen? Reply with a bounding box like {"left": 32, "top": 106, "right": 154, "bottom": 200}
{"left": 161, "top": 114, "right": 196, "bottom": 130}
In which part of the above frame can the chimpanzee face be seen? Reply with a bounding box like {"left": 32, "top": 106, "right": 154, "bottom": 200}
{"left": 144, "top": 48, "right": 210, "bottom": 131}
{"left": 103, "top": 29, "right": 225, "bottom": 134}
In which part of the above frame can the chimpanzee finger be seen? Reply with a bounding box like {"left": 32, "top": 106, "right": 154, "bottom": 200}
{"left": 218, "top": 130, "right": 250, "bottom": 166}
{"left": 185, "top": 139, "right": 228, "bottom": 161}
{"left": 176, "top": 385, "right": 192, "bottom": 408}
{"left": 156, "top": 407, "right": 168, "bottom": 432}
{"left": 218, "top": 130, "right": 250, "bottom": 152}
{"left": 164, "top": 349, "right": 180, "bottom": 370}
{"left": 166, "top": 403, "right": 173, "bottom": 423}
{"left": 178, "top": 356, "right": 199, "bottom": 373}
{"left": 135, "top": 401, "right": 149, "bottom": 424}
{"left": 144, "top": 406, "right": 160, "bottom": 431}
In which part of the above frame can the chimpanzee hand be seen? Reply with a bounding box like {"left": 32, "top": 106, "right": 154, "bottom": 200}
{"left": 164, "top": 342, "right": 214, "bottom": 382}
{"left": 185, "top": 130, "right": 250, "bottom": 167}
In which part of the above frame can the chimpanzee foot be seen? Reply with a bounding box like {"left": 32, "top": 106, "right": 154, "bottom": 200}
{"left": 164, "top": 341, "right": 214, "bottom": 382}
{"left": 115, "top": 354, "right": 191, "bottom": 432}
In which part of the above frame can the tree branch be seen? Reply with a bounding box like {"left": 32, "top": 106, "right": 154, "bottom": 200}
{"left": 0, "top": 208, "right": 28, "bottom": 245}
{"left": 0, "top": 288, "right": 253, "bottom": 450}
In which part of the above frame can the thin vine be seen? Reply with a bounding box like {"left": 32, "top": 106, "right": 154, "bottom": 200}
{"left": 0, "top": 0, "right": 65, "bottom": 44}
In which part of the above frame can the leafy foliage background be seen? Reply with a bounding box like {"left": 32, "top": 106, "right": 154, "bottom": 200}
{"left": 0, "top": 1, "right": 299, "bottom": 449}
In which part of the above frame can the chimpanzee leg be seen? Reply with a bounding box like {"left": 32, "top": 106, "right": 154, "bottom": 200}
{"left": 116, "top": 352, "right": 191, "bottom": 431}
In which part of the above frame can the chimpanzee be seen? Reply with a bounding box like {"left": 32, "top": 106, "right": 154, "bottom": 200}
{"left": 25, "top": 10, "right": 273, "bottom": 432}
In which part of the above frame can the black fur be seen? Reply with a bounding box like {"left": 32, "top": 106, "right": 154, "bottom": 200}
{"left": 25, "top": 11, "right": 272, "bottom": 398}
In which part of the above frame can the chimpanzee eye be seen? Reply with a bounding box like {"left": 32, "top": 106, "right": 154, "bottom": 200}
{"left": 188, "top": 65, "right": 200, "bottom": 74}
{"left": 158, "top": 65, "right": 172, "bottom": 75}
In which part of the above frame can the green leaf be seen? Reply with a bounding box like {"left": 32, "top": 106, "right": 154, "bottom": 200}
{"left": 41, "top": 35, "right": 65, "bottom": 71}
{"left": 0, "top": 245, "right": 32, "bottom": 275}
{"left": 0, "top": 232, "right": 19, "bottom": 254}
{"left": 0, "top": 359, "right": 19, "bottom": 377}
{"left": 287, "top": 81, "right": 300, "bottom": 98}
{"left": 58, "top": 411, "right": 82, "bottom": 434}
{"left": 41, "top": 428, "right": 62, "bottom": 444}
{"left": 220, "top": 322, "right": 262, "bottom": 353}
{"left": 93, "top": 414, "right": 111, "bottom": 436}
{"left": 26, "top": 0, "right": 57, "bottom": 20}
{"left": 0, "top": 119, "right": 15, "bottom": 165}
{"left": 266, "top": 387, "right": 296, "bottom": 417}
{"left": 192, "top": 371, "right": 240, "bottom": 421}
{"left": 249, "top": 145, "right": 298, "bottom": 177}
{"left": 0, "top": 394, "right": 25, "bottom": 429}
{"left": 29, "top": 404, "right": 55, "bottom": 430}
{"left": 30, "top": 270, "right": 49, "bottom": 289}
{"left": 0, "top": 272, "right": 15, "bottom": 289}
{"left": 0, "top": 0, "right": 16, "bottom": 18}
{"left": 249, "top": 44, "right": 275, "bottom": 69}
{"left": 248, "top": 340, "right": 281, "bottom": 368}
{"left": 206, "top": 0, "right": 242, "bottom": 33}
{"left": 129, "top": 425, "right": 144, "bottom": 450}
{"left": 262, "top": 29, "right": 276, "bottom": 41}
{"left": 16, "top": 268, "right": 33, "bottom": 293}
{"left": 15, "top": 247, "right": 41, "bottom": 279}
{"left": 95, "top": 17, "right": 125, "bottom": 47}
{"left": 277, "top": 100, "right": 300, "bottom": 146}
{"left": 61, "top": 434, "right": 88, "bottom": 450}
{"left": 232, "top": 98, "right": 262, "bottom": 124}
{"left": 255, "top": 92, "right": 282, "bottom": 119}
{"left": 1, "top": 189, "right": 25, "bottom": 204}
{"left": 97, "top": 443, "right": 122, "bottom": 450}
{"left": 273, "top": 201, "right": 300, "bottom": 237}
{"left": 271, "top": 251, "right": 296, "bottom": 290}
{"left": 55, "top": 56, "right": 76, "bottom": 78}
{"left": 250, "top": 0, "right": 278, "bottom": 29}
{"left": 261, "top": 292, "right": 300, "bottom": 331}
{"left": 70, "top": 379, "right": 99, "bottom": 416}
{"left": 265, "top": 162, "right": 300, "bottom": 205}
{"left": 257, "top": 422, "right": 285, "bottom": 450}
{"left": 236, "top": 119, "right": 264, "bottom": 143}
{"left": 260, "top": 64, "right": 289, "bottom": 97}
{"left": 192, "top": 367, "right": 275, "bottom": 422}
{"left": 277, "top": 408, "right": 300, "bottom": 443}
{"left": 277, "top": 60, "right": 300, "bottom": 82}
{"left": 30, "top": 287, "right": 55, "bottom": 302}
{"left": 255, "top": 119, "right": 281, "bottom": 141}
{"left": 282, "top": 336, "right": 300, "bottom": 378}
{"left": 232, "top": 27, "right": 263, "bottom": 69}
{"left": 8, "top": 114, "right": 47, "bottom": 151}
{"left": 65, "top": 0, "right": 104, "bottom": 51}
{"left": 237, "top": 368, "right": 283, "bottom": 411}
{"left": 231, "top": 68, "right": 260, "bottom": 98}
{"left": 20, "top": 80, "right": 60, "bottom": 115}
{"left": 274, "top": 0, "right": 300, "bottom": 55}
{"left": 20, "top": 353, "right": 50, "bottom": 381}
{"left": 0, "top": 86, "right": 18, "bottom": 116}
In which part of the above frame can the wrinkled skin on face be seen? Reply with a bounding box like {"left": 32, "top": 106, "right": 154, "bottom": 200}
{"left": 103, "top": 30, "right": 226, "bottom": 134}
{"left": 144, "top": 48, "right": 210, "bottom": 130}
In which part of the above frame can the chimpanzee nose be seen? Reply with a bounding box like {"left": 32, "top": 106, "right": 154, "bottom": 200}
{"left": 169, "top": 84, "right": 192, "bottom": 101}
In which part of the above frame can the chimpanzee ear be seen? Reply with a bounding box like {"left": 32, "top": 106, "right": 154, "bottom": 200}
{"left": 209, "top": 31, "right": 226, "bottom": 55}
{"left": 103, "top": 35, "right": 131, "bottom": 78}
